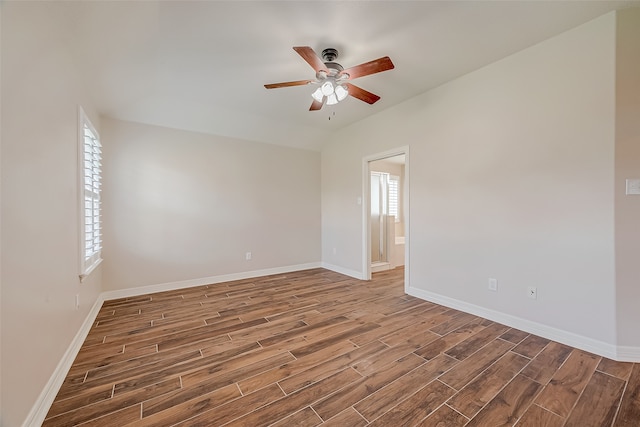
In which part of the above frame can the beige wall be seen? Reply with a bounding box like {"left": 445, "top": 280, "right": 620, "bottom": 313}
{"left": 615, "top": 8, "right": 640, "bottom": 349}
{"left": 1, "top": 3, "right": 103, "bottom": 425}
{"left": 322, "top": 14, "right": 617, "bottom": 347}
{"left": 101, "top": 118, "right": 321, "bottom": 291}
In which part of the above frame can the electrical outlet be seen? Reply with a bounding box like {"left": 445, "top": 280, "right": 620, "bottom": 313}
{"left": 488, "top": 278, "right": 498, "bottom": 292}
{"left": 245, "top": 252, "right": 252, "bottom": 261}
{"left": 75, "top": 294, "right": 80, "bottom": 310}
{"left": 332, "top": 247, "right": 337, "bottom": 255}
{"left": 527, "top": 286, "right": 537, "bottom": 299}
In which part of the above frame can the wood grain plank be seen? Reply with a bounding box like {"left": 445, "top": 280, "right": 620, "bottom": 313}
{"left": 367, "top": 380, "right": 455, "bottom": 426}
{"left": 444, "top": 322, "right": 510, "bottom": 361}
{"left": 414, "top": 318, "right": 488, "bottom": 360}
{"left": 134, "top": 384, "right": 242, "bottom": 426}
{"left": 221, "top": 368, "right": 363, "bottom": 427}
{"left": 268, "top": 407, "right": 323, "bottom": 427}
{"left": 320, "top": 407, "right": 368, "bottom": 427}
{"left": 429, "top": 311, "right": 479, "bottom": 336}
{"left": 515, "top": 403, "right": 564, "bottom": 427}
{"left": 598, "top": 357, "right": 634, "bottom": 380}
{"left": 354, "top": 353, "right": 458, "bottom": 422}
{"left": 76, "top": 404, "right": 142, "bottom": 427}
{"left": 512, "top": 334, "right": 551, "bottom": 359}
{"left": 312, "top": 353, "right": 425, "bottom": 421}
{"left": 237, "top": 339, "right": 358, "bottom": 394}
{"left": 464, "top": 374, "right": 542, "bottom": 427}
{"left": 613, "top": 363, "right": 640, "bottom": 427}
{"left": 166, "top": 383, "right": 285, "bottom": 427}
{"left": 447, "top": 350, "right": 530, "bottom": 418}
{"left": 439, "top": 338, "right": 514, "bottom": 390}
{"left": 43, "top": 378, "right": 180, "bottom": 427}
{"left": 521, "top": 341, "right": 573, "bottom": 385}
{"left": 499, "top": 328, "right": 530, "bottom": 345}
{"left": 534, "top": 349, "right": 601, "bottom": 418}
{"left": 278, "top": 340, "right": 386, "bottom": 394}
{"left": 415, "top": 403, "right": 469, "bottom": 427}
{"left": 564, "top": 370, "right": 625, "bottom": 427}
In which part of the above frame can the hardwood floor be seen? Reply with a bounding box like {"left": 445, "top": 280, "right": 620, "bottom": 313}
{"left": 44, "top": 268, "right": 640, "bottom": 426}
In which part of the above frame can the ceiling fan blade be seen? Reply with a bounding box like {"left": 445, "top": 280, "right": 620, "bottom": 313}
{"left": 309, "top": 99, "right": 324, "bottom": 111}
{"left": 264, "top": 79, "right": 314, "bottom": 89}
{"left": 340, "top": 56, "right": 394, "bottom": 80}
{"left": 346, "top": 83, "right": 381, "bottom": 104}
{"left": 293, "top": 46, "right": 328, "bottom": 73}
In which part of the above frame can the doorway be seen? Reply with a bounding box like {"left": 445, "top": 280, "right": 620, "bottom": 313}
{"left": 363, "top": 148, "right": 409, "bottom": 290}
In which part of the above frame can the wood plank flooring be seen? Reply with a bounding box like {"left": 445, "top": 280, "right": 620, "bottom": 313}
{"left": 44, "top": 268, "right": 640, "bottom": 426}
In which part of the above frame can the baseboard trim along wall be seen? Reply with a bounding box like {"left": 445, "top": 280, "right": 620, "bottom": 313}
{"left": 101, "top": 262, "right": 323, "bottom": 301}
{"left": 407, "top": 286, "right": 640, "bottom": 363}
{"left": 22, "top": 296, "right": 105, "bottom": 427}
{"left": 320, "top": 262, "right": 366, "bottom": 280}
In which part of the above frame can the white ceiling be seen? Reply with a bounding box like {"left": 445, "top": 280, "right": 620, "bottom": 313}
{"left": 55, "top": 0, "right": 638, "bottom": 150}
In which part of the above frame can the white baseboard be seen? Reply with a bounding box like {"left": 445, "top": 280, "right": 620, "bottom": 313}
{"left": 22, "top": 295, "right": 105, "bottom": 427}
{"left": 615, "top": 346, "right": 640, "bottom": 362}
{"left": 101, "top": 262, "right": 322, "bottom": 301}
{"left": 320, "top": 262, "right": 366, "bottom": 280}
{"left": 407, "top": 286, "right": 640, "bottom": 362}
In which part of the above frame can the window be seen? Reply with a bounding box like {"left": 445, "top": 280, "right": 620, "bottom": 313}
{"left": 388, "top": 175, "right": 399, "bottom": 222}
{"left": 79, "top": 108, "right": 102, "bottom": 280}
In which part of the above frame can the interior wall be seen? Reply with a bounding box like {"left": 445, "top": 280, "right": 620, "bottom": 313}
{"left": 322, "top": 14, "right": 617, "bottom": 347}
{"left": 1, "top": 3, "right": 103, "bottom": 426}
{"left": 101, "top": 118, "right": 321, "bottom": 291}
{"left": 615, "top": 8, "right": 640, "bottom": 349}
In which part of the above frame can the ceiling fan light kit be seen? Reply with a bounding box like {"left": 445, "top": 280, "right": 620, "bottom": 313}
{"left": 312, "top": 80, "right": 349, "bottom": 105}
{"left": 264, "top": 46, "right": 394, "bottom": 111}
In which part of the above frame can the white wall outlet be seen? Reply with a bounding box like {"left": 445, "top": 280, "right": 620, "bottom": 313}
{"left": 332, "top": 247, "right": 337, "bottom": 255}
{"left": 527, "top": 286, "right": 537, "bottom": 299}
{"left": 75, "top": 294, "right": 80, "bottom": 310}
{"left": 488, "top": 278, "right": 498, "bottom": 291}
{"left": 245, "top": 252, "right": 252, "bottom": 261}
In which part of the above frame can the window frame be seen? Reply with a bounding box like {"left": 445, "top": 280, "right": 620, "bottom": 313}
{"left": 78, "top": 107, "right": 103, "bottom": 281}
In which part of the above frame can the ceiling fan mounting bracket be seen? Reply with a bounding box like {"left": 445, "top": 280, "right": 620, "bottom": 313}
{"left": 321, "top": 48, "right": 339, "bottom": 62}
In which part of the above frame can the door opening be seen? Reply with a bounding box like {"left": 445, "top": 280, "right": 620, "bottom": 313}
{"left": 363, "top": 148, "right": 409, "bottom": 290}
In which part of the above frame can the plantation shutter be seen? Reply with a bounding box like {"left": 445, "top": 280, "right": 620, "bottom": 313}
{"left": 82, "top": 123, "right": 102, "bottom": 270}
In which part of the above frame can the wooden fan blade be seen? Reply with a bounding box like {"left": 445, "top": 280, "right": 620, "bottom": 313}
{"left": 340, "top": 56, "right": 394, "bottom": 80}
{"left": 309, "top": 99, "right": 324, "bottom": 111}
{"left": 345, "top": 83, "right": 381, "bottom": 104}
{"left": 293, "top": 46, "right": 328, "bottom": 73}
{"left": 264, "top": 79, "right": 314, "bottom": 89}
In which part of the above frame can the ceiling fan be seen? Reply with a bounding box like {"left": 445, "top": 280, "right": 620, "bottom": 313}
{"left": 264, "top": 46, "right": 394, "bottom": 111}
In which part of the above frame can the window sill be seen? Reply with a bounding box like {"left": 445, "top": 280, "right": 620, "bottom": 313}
{"left": 80, "top": 258, "right": 103, "bottom": 283}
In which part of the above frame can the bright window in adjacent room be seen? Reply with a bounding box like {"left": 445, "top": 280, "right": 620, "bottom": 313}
{"left": 79, "top": 107, "right": 102, "bottom": 280}
{"left": 388, "top": 175, "right": 399, "bottom": 222}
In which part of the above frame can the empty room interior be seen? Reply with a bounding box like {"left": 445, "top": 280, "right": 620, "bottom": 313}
{"left": 2, "top": 1, "right": 640, "bottom": 426}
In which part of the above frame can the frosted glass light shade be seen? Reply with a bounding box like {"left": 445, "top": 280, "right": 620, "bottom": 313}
{"left": 311, "top": 87, "right": 324, "bottom": 102}
{"left": 335, "top": 84, "right": 348, "bottom": 101}
{"left": 326, "top": 93, "right": 338, "bottom": 105}
{"left": 321, "top": 81, "right": 334, "bottom": 96}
